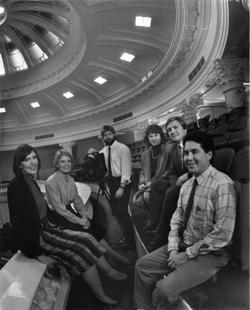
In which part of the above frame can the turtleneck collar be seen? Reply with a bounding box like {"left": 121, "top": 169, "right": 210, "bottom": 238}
{"left": 151, "top": 144, "right": 162, "bottom": 154}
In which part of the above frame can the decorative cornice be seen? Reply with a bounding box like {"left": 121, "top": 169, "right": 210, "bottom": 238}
{"left": 1, "top": 0, "right": 230, "bottom": 150}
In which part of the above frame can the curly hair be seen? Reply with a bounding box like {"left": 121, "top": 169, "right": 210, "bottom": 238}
{"left": 144, "top": 124, "right": 166, "bottom": 146}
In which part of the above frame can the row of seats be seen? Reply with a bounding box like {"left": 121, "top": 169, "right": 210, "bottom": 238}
{"left": 198, "top": 106, "right": 249, "bottom": 151}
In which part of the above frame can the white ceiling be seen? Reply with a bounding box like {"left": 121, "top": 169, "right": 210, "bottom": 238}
{"left": 0, "top": 0, "right": 243, "bottom": 150}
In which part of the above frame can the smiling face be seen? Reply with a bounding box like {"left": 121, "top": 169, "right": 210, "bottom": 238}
{"left": 184, "top": 141, "right": 212, "bottom": 176}
{"left": 148, "top": 132, "right": 161, "bottom": 146}
{"left": 166, "top": 120, "right": 187, "bottom": 143}
{"left": 56, "top": 155, "right": 72, "bottom": 174}
{"left": 102, "top": 130, "right": 116, "bottom": 146}
{"left": 20, "top": 151, "right": 39, "bottom": 176}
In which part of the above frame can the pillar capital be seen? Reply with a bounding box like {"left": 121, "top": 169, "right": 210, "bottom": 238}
{"left": 211, "top": 58, "right": 248, "bottom": 92}
{"left": 180, "top": 93, "right": 203, "bottom": 124}
{"left": 208, "top": 57, "right": 248, "bottom": 110}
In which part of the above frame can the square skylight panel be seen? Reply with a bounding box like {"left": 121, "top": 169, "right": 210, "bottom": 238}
{"left": 63, "top": 91, "right": 74, "bottom": 99}
{"left": 94, "top": 76, "right": 107, "bottom": 84}
{"left": 135, "top": 16, "right": 151, "bottom": 27}
{"left": 120, "top": 52, "right": 135, "bottom": 62}
{"left": 30, "top": 101, "right": 40, "bottom": 108}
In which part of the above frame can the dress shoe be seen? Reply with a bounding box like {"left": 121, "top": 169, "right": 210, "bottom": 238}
{"left": 147, "top": 235, "right": 164, "bottom": 251}
{"left": 117, "top": 238, "right": 130, "bottom": 250}
{"left": 107, "top": 269, "right": 127, "bottom": 280}
{"left": 143, "top": 221, "right": 156, "bottom": 232}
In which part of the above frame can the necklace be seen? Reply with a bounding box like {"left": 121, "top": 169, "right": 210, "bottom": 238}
{"left": 151, "top": 149, "right": 160, "bottom": 159}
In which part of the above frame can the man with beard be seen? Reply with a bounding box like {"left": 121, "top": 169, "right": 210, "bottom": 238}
{"left": 89, "top": 125, "right": 134, "bottom": 250}
{"left": 134, "top": 131, "right": 236, "bottom": 310}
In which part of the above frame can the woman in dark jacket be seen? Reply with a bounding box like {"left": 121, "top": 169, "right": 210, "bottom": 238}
{"left": 7, "top": 144, "right": 127, "bottom": 305}
{"left": 137, "top": 124, "right": 172, "bottom": 230}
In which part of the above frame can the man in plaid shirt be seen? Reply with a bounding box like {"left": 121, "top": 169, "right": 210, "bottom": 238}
{"left": 134, "top": 131, "right": 236, "bottom": 310}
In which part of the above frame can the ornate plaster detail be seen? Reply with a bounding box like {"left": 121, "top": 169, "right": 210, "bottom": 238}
{"left": 208, "top": 57, "right": 249, "bottom": 110}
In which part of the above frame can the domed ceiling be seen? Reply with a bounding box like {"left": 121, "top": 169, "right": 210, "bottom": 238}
{"left": 0, "top": 0, "right": 230, "bottom": 150}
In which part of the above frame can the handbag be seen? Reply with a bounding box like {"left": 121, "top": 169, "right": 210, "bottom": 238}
{"left": 132, "top": 188, "right": 150, "bottom": 209}
{"left": 47, "top": 208, "right": 83, "bottom": 231}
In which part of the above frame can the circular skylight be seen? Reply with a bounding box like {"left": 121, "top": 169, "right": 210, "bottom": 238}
{"left": 0, "top": 0, "right": 71, "bottom": 76}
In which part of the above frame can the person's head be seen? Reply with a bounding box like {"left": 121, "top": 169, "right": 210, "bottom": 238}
{"left": 144, "top": 124, "right": 166, "bottom": 147}
{"left": 53, "top": 149, "right": 73, "bottom": 174}
{"left": 165, "top": 117, "right": 187, "bottom": 144}
{"left": 101, "top": 125, "right": 116, "bottom": 146}
{"left": 13, "top": 144, "right": 41, "bottom": 177}
{"left": 183, "top": 131, "right": 214, "bottom": 177}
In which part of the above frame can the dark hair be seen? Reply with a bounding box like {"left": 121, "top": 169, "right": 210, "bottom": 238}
{"left": 13, "top": 144, "right": 41, "bottom": 177}
{"left": 144, "top": 124, "right": 166, "bottom": 146}
{"left": 183, "top": 131, "right": 215, "bottom": 155}
{"left": 101, "top": 125, "right": 116, "bottom": 137}
{"left": 165, "top": 116, "right": 187, "bottom": 131}
{"left": 53, "top": 149, "right": 73, "bottom": 171}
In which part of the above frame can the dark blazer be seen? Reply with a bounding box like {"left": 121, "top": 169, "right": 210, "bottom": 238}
{"left": 139, "top": 142, "right": 173, "bottom": 184}
{"left": 7, "top": 175, "right": 44, "bottom": 258}
{"left": 162, "top": 143, "right": 187, "bottom": 186}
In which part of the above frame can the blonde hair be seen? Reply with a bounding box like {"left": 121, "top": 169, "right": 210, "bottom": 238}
{"left": 53, "top": 149, "right": 73, "bottom": 171}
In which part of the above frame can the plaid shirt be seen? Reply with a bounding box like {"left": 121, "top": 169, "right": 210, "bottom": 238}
{"left": 168, "top": 165, "right": 236, "bottom": 258}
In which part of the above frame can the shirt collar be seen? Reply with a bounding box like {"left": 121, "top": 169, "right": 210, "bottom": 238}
{"left": 106, "top": 140, "right": 118, "bottom": 149}
{"left": 192, "top": 165, "right": 212, "bottom": 185}
{"left": 56, "top": 171, "right": 70, "bottom": 182}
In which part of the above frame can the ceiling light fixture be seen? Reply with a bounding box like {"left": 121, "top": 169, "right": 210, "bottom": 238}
{"left": 94, "top": 76, "right": 107, "bottom": 85}
{"left": 135, "top": 16, "right": 151, "bottom": 27}
{"left": 0, "top": 107, "right": 6, "bottom": 113}
{"left": 0, "top": 6, "right": 7, "bottom": 26}
{"left": 63, "top": 91, "right": 74, "bottom": 99}
{"left": 120, "top": 52, "right": 135, "bottom": 62}
{"left": 30, "top": 101, "right": 40, "bottom": 108}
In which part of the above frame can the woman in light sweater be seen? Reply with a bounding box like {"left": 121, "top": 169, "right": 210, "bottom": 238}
{"left": 46, "top": 149, "right": 130, "bottom": 264}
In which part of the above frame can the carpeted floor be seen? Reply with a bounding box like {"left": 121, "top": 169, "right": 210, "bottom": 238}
{"left": 66, "top": 248, "right": 136, "bottom": 310}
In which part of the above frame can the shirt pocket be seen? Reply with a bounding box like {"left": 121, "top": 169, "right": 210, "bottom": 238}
{"left": 191, "top": 205, "right": 204, "bottom": 228}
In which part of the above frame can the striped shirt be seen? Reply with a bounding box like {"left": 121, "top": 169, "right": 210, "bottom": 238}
{"left": 168, "top": 165, "right": 237, "bottom": 258}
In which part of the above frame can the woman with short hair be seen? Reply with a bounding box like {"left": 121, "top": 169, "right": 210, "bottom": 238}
{"left": 46, "top": 149, "right": 130, "bottom": 264}
{"left": 137, "top": 124, "right": 173, "bottom": 230}
{"left": 7, "top": 144, "right": 127, "bottom": 306}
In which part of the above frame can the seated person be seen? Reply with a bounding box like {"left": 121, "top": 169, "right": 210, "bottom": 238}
{"left": 148, "top": 184, "right": 182, "bottom": 251}
{"left": 145, "top": 117, "right": 188, "bottom": 232}
{"left": 134, "top": 131, "right": 236, "bottom": 310}
{"left": 8, "top": 144, "right": 127, "bottom": 306}
{"left": 46, "top": 149, "right": 130, "bottom": 264}
{"left": 138, "top": 124, "right": 171, "bottom": 192}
